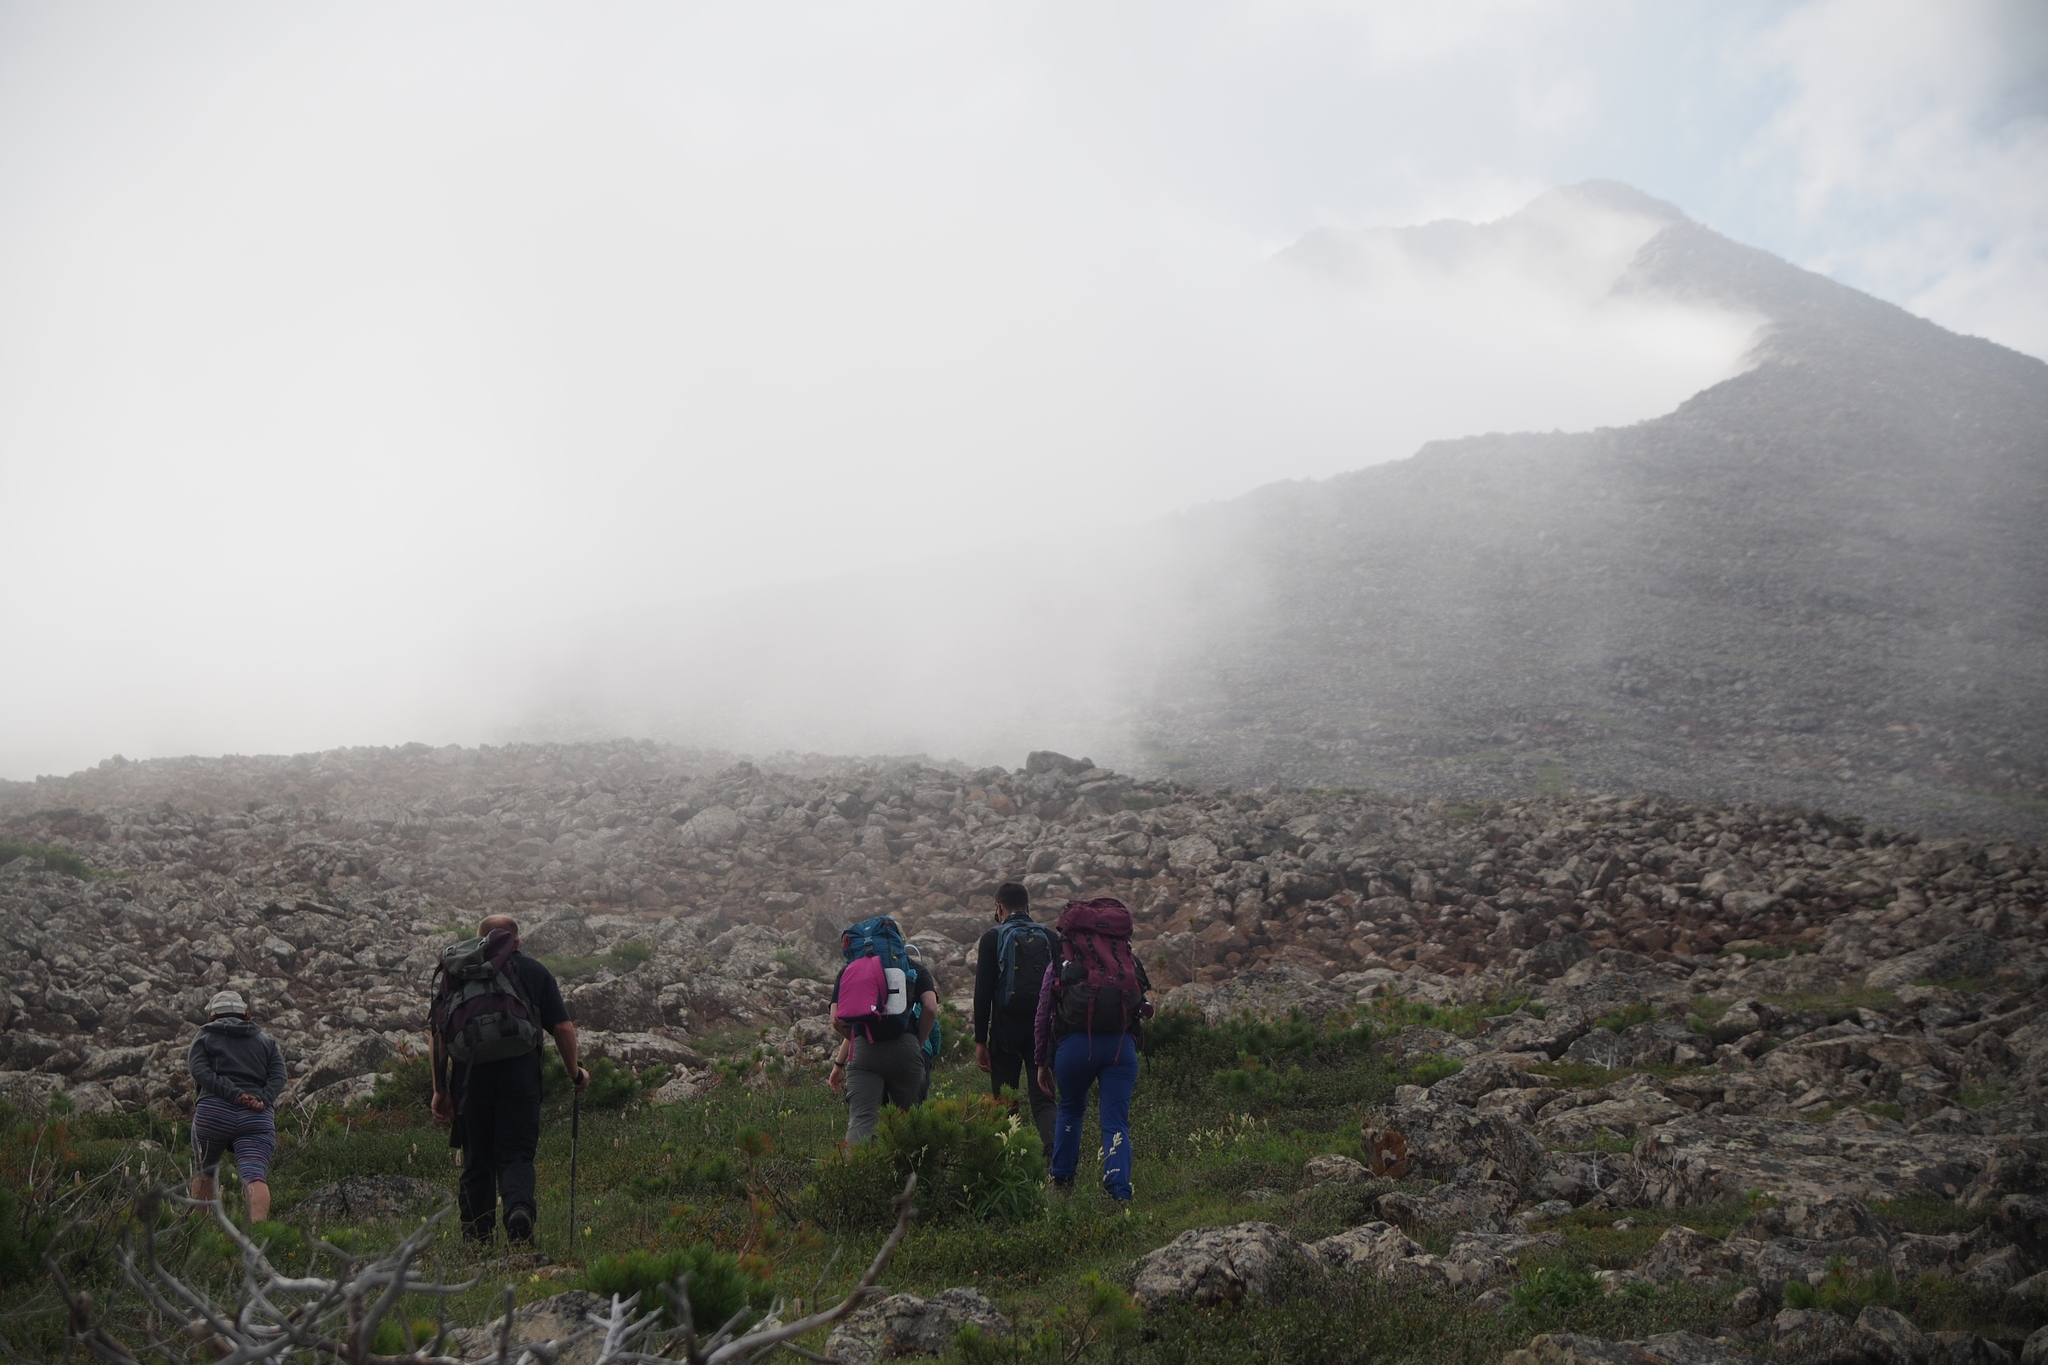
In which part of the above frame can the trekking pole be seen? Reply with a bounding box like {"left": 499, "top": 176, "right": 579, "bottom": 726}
{"left": 567, "top": 1082, "right": 581, "bottom": 1257}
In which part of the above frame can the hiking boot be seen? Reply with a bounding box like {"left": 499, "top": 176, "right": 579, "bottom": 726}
{"left": 505, "top": 1207, "right": 534, "bottom": 1244}
{"left": 1050, "top": 1178, "right": 1075, "bottom": 1197}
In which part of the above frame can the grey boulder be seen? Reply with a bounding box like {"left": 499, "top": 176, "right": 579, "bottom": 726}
{"left": 824, "top": 1288, "right": 1010, "bottom": 1364}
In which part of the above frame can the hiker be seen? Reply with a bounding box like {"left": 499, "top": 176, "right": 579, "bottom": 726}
{"left": 188, "top": 989, "right": 288, "bottom": 1222}
{"left": 1034, "top": 897, "right": 1153, "bottom": 1204}
{"left": 827, "top": 915, "right": 938, "bottom": 1144}
{"left": 972, "top": 882, "right": 1058, "bottom": 1153}
{"left": 428, "top": 915, "right": 588, "bottom": 1244}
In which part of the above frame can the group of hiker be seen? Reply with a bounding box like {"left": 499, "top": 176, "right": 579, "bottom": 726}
{"left": 183, "top": 884, "right": 1151, "bottom": 1240}
{"left": 830, "top": 882, "right": 1153, "bottom": 1202}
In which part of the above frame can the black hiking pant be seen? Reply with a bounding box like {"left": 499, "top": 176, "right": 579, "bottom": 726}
{"left": 987, "top": 1018, "right": 1056, "bottom": 1156}
{"left": 454, "top": 1054, "right": 542, "bottom": 1241}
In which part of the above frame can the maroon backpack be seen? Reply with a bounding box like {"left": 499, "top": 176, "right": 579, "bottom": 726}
{"left": 1053, "top": 898, "right": 1142, "bottom": 1037}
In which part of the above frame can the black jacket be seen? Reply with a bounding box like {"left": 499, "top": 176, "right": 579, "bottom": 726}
{"left": 973, "top": 911, "right": 1049, "bottom": 1045}
{"left": 188, "top": 1019, "right": 288, "bottom": 1107}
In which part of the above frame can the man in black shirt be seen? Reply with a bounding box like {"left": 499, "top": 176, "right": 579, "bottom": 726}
{"left": 430, "top": 914, "right": 588, "bottom": 1244}
{"left": 972, "top": 883, "right": 1057, "bottom": 1153}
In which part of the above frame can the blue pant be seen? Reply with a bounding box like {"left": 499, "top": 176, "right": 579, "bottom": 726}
{"left": 1050, "top": 1032, "right": 1139, "bottom": 1200}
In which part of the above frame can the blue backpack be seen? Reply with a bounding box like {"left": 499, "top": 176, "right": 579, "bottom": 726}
{"left": 993, "top": 918, "right": 1058, "bottom": 1018}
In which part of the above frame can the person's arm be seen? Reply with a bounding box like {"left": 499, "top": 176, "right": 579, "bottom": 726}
{"left": 260, "top": 1038, "right": 287, "bottom": 1108}
{"left": 1033, "top": 961, "right": 1060, "bottom": 1094}
{"left": 916, "top": 990, "right": 939, "bottom": 1045}
{"left": 429, "top": 1032, "right": 454, "bottom": 1123}
{"left": 972, "top": 929, "right": 998, "bottom": 1045}
{"left": 188, "top": 1035, "right": 236, "bottom": 1103}
{"left": 550, "top": 1021, "right": 589, "bottom": 1091}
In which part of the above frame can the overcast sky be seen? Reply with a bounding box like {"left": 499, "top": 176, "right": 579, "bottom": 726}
{"left": 2, "top": 1, "right": 2043, "bottom": 780}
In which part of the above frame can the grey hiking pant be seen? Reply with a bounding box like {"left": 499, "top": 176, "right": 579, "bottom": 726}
{"left": 845, "top": 1033, "right": 925, "bottom": 1144}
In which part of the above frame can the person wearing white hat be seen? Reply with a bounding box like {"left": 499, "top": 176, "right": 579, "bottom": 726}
{"left": 187, "top": 989, "right": 287, "bottom": 1222}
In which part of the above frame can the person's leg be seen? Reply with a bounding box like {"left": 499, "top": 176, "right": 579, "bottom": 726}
{"left": 191, "top": 1103, "right": 227, "bottom": 1205}
{"left": 1093, "top": 1035, "right": 1140, "bottom": 1201}
{"left": 990, "top": 1027, "right": 1057, "bottom": 1155}
{"left": 494, "top": 1064, "right": 543, "bottom": 1240}
{"left": 880, "top": 1035, "right": 925, "bottom": 1112}
{"left": 844, "top": 1042, "right": 887, "bottom": 1144}
{"left": 232, "top": 1116, "right": 278, "bottom": 1222}
{"left": 987, "top": 1039, "right": 1022, "bottom": 1099}
{"left": 457, "top": 1077, "right": 500, "bottom": 1240}
{"left": 1049, "top": 1033, "right": 1100, "bottom": 1186}
{"left": 1023, "top": 1057, "right": 1059, "bottom": 1158}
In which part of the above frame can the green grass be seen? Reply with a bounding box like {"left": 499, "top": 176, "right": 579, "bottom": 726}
{"left": 0, "top": 840, "right": 99, "bottom": 879}
{"left": 1593, "top": 1002, "right": 1655, "bottom": 1034}
{"left": 1717, "top": 942, "right": 1802, "bottom": 960}
{"left": 1532, "top": 760, "right": 1568, "bottom": 795}
{"left": 7, "top": 1005, "right": 2005, "bottom": 1364}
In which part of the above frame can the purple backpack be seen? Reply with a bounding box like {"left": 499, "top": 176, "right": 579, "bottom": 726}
{"left": 834, "top": 954, "right": 893, "bottom": 1038}
{"left": 1053, "top": 898, "right": 1142, "bottom": 1037}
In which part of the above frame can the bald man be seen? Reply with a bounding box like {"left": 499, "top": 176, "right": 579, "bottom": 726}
{"left": 429, "top": 914, "right": 586, "bottom": 1245}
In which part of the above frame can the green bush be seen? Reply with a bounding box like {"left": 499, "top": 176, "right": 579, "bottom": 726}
{"left": 370, "top": 1318, "right": 443, "bottom": 1356}
{"left": 802, "top": 1142, "right": 903, "bottom": 1230}
{"left": 804, "top": 1095, "right": 1045, "bottom": 1228}
{"left": 0, "top": 841, "right": 95, "bottom": 879}
{"left": 954, "top": 1273, "right": 1140, "bottom": 1364}
{"left": 543, "top": 1055, "right": 661, "bottom": 1109}
{"left": 1510, "top": 1263, "right": 1602, "bottom": 1323}
{"left": 622, "top": 1147, "right": 741, "bottom": 1201}
{"left": 371, "top": 1055, "right": 435, "bottom": 1110}
{"left": 1593, "top": 1002, "right": 1655, "bottom": 1034}
{"left": 579, "top": 1244, "right": 773, "bottom": 1333}
{"left": 1213, "top": 1054, "right": 1298, "bottom": 1113}
{"left": 874, "top": 1095, "right": 1047, "bottom": 1223}
{"left": 0, "top": 1188, "right": 54, "bottom": 1288}
{"left": 1407, "top": 1055, "right": 1464, "bottom": 1088}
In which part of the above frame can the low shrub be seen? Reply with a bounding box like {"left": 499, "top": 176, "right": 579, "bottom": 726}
{"left": 370, "top": 1056, "right": 435, "bottom": 1110}
{"left": 1510, "top": 1263, "right": 1603, "bottom": 1323}
{"left": 370, "top": 1318, "right": 443, "bottom": 1356}
{"left": 0, "top": 1187, "right": 55, "bottom": 1288}
{"left": 1594, "top": 1002, "right": 1655, "bottom": 1034}
{"left": 543, "top": 1055, "right": 662, "bottom": 1109}
{"left": 0, "top": 841, "right": 95, "bottom": 879}
{"left": 801, "top": 1143, "right": 903, "bottom": 1230}
{"left": 875, "top": 1095, "right": 1047, "bottom": 1223}
{"left": 954, "top": 1273, "right": 1141, "bottom": 1364}
{"left": 578, "top": 1244, "right": 773, "bottom": 1333}
{"left": 622, "top": 1147, "right": 742, "bottom": 1201}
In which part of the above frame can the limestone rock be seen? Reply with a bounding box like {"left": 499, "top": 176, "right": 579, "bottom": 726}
{"left": 824, "top": 1288, "right": 1010, "bottom": 1364}
{"left": 1131, "top": 1222, "right": 1317, "bottom": 1311}
{"left": 1302, "top": 1153, "right": 1370, "bottom": 1188}
{"left": 302, "top": 1033, "right": 396, "bottom": 1094}
{"left": 1856, "top": 1306, "right": 1934, "bottom": 1365}
{"left": 299, "top": 1174, "right": 447, "bottom": 1221}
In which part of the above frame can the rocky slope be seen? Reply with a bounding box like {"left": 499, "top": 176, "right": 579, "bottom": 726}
{"left": 12, "top": 739, "right": 2048, "bottom": 1364}
{"left": 2, "top": 741, "right": 2042, "bottom": 1124}
{"left": 1124, "top": 182, "right": 2048, "bottom": 839}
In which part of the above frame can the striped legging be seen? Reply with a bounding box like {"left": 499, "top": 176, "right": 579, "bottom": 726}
{"left": 192, "top": 1096, "right": 277, "bottom": 1186}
